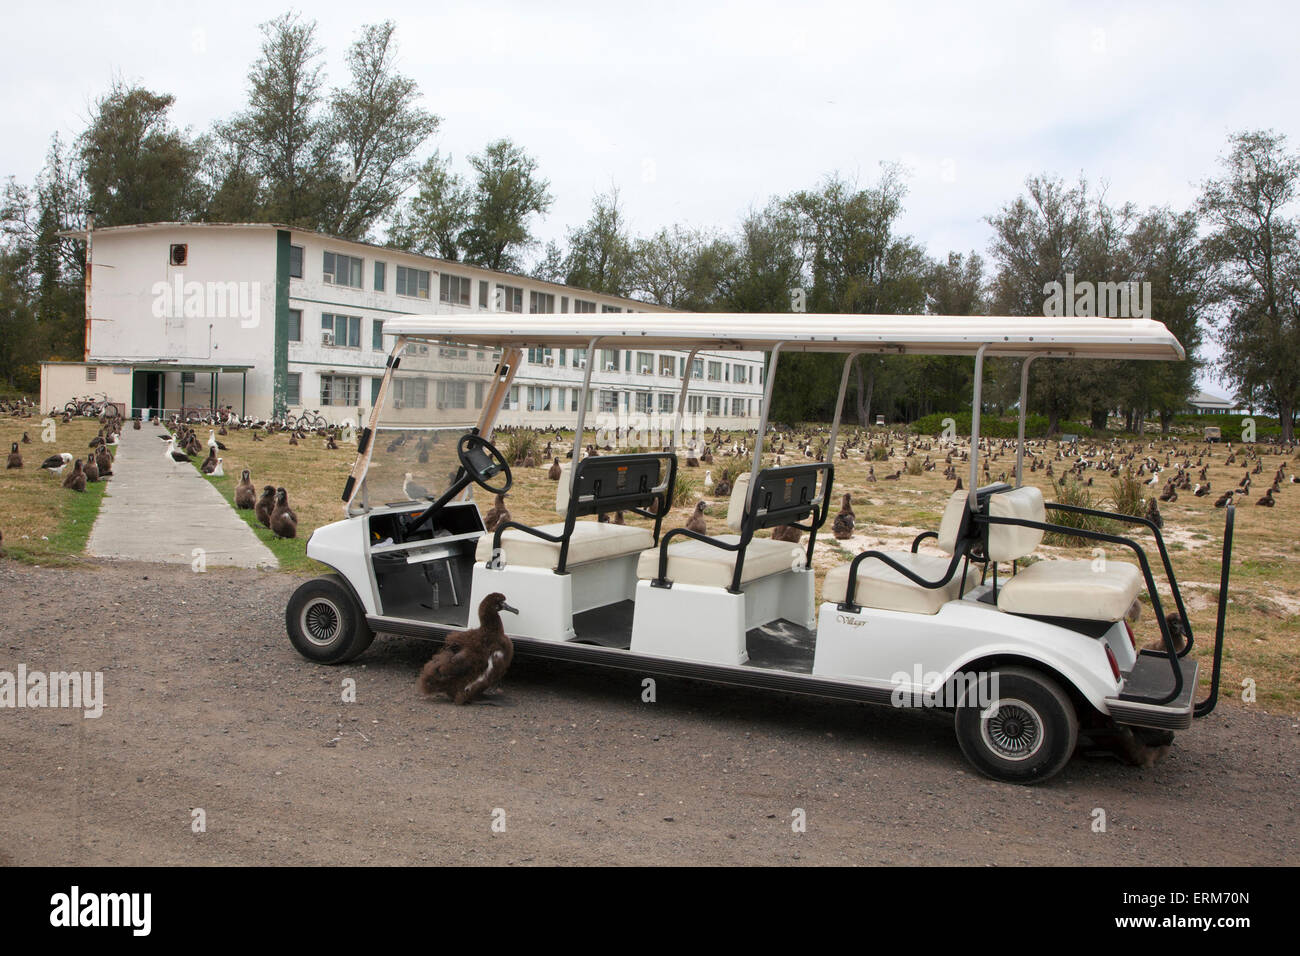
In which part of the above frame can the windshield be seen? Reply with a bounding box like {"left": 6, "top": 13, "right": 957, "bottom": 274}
{"left": 348, "top": 340, "right": 507, "bottom": 508}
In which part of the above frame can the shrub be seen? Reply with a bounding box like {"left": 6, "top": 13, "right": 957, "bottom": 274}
{"left": 1110, "top": 469, "right": 1146, "bottom": 518}
{"left": 671, "top": 472, "right": 698, "bottom": 508}
{"left": 904, "top": 456, "right": 924, "bottom": 476}
{"left": 1043, "top": 476, "right": 1119, "bottom": 546}
{"left": 502, "top": 428, "right": 538, "bottom": 464}
{"left": 868, "top": 444, "right": 890, "bottom": 461}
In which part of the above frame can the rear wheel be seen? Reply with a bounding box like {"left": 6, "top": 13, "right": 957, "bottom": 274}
{"left": 954, "top": 666, "right": 1078, "bottom": 784}
{"left": 286, "top": 574, "right": 374, "bottom": 664}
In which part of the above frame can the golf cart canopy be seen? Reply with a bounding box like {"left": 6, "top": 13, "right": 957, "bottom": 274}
{"left": 381, "top": 314, "right": 1186, "bottom": 362}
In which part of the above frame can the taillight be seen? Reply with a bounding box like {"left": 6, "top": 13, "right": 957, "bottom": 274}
{"left": 1105, "top": 644, "right": 1121, "bottom": 681}
{"left": 1123, "top": 619, "right": 1136, "bottom": 650}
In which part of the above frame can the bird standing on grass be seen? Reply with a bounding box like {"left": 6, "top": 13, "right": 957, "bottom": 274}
{"left": 255, "top": 486, "right": 276, "bottom": 527}
{"left": 235, "top": 470, "right": 256, "bottom": 509}
{"left": 6, "top": 443, "right": 21, "bottom": 469}
{"left": 62, "top": 459, "right": 86, "bottom": 492}
{"left": 270, "top": 488, "right": 298, "bottom": 538}
{"left": 40, "top": 453, "right": 72, "bottom": 477}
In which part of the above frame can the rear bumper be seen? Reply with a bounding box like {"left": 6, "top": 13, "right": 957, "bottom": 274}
{"left": 1106, "top": 655, "right": 1198, "bottom": 731}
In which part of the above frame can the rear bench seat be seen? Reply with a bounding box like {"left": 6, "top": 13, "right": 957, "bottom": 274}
{"left": 823, "top": 490, "right": 983, "bottom": 614}
{"left": 986, "top": 485, "right": 1144, "bottom": 622}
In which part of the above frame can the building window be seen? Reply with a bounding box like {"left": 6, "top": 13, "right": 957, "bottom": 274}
{"left": 180, "top": 371, "right": 194, "bottom": 385}
{"left": 560, "top": 296, "right": 569, "bottom": 313}
{"left": 438, "top": 346, "right": 468, "bottom": 359}
{"left": 658, "top": 393, "right": 674, "bottom": 414}
{"left": 371, "top": 377, "right": 381, "bottom": 405}
{"left": 374, "top": 261, "right": 386, "bottom": 292}
{"left": 733, "top": 363, "right": 747, "bottom": 384}
{"left": 573, "top": 298, "right": 596, "bottom": 313}
{"left": 708, "top": 360, "right": 723, "bottom": 381}
{"left": 392, "top": 377, "right": 428, "bottom": 409}
{"left": 659, "top": 355, "right": 675, "bottom": 376}
{"left": 525, "top": 386, "right": 552, "bottom": 412}
{"left": 372, "top": 319, "right": 384, "bottom": 351}
{"left": 288, "top": 308, "right": 302, "bottom": 342}
{"left": 636, "top": 352, "right": 654, "bottom": 374}
{"left": 322, "top": 251, "right": 363, "bottom": 288}
{"left": 475, "top": 381, "right": 485, "bottom": 409}
{"left": 707, "top": 396, "right": 722, "bottom": 417}
{"left": 439, "top": 273, "right": 470, "bottom": 305}
{"left": 571, "top": 347, "right": 588, "bottom": 369}
{"left": 320, "top": 375, "right": 360, "bottom": 407}
{"left": 529, "top": 291, "right": 555, "bottom": 313}
{"left": 691, "top": 358, "right": 704, "bottom": 379}
{"left": 598, "top": 390, "right": 618, "bottom": 413}
{"left": 478, "top": 280, "right": 489, "bottom": 309}
{"left": 289, "top": 244, "right": 304, "bottom": 278}
{"left": 286, "top": 373, "right": 301, "bottom": 406}
{"left": 635, "top": 392, "right": 652, "bottom": 413}
{"left": 528, "top": 348, "right": 553, "bottom": 366}
{"left": 495, "top": 284, "right": 524, "bottom": 313}
{"left": 438, "top": 380, "right": 468, "bottom": 409}
{"left": 601, "top": 304, "right": 621, "bottom": 313}
{"left": 600, "top": 349, "right": 619, "bottom": 370}
{"left": 687, "top": 395, "right": 703, "bottom": 414}
{"left": 396, "top": 266, "right": 430, "bottom": 298}
{"left": 321, "top": 313, "right": 362, "bottom": 348}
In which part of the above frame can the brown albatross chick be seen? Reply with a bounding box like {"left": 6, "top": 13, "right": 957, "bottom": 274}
{"left": 254, "top": 485, "right": 276, "bottom": 528}
{"left": 270, "top": 487, "right": 298, "bottom": 538}
{"left": 234, "top": 470, "right": 256, "bottom": 509}
{"left": 418, "top": 592, "right": 517, "bottom": 704}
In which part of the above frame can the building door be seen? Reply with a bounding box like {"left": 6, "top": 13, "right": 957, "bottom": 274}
{"left": 132, "top": 371, "right": 162, "bottom": 419}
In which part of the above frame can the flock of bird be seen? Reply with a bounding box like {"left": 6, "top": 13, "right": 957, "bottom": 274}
{"left": 159, "top": 422, "right": 300, "bottom": 538}
{"left": 6, "top": 422, "right": 119, "bottom": 493}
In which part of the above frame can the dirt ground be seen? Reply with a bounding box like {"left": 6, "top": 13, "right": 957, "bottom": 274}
{"left": 1, "top": 558, "right": 1296, "bottom": 867}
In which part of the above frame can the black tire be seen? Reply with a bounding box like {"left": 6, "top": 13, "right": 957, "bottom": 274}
{"left": 286, "top": 574, "right": 375, "bottom": 664}
{"left": 954, "top": 666, "right": 1079, "bottom": 784}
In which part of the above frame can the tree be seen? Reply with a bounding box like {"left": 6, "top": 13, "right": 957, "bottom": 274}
{"left": 0, "top": 248, "right": 39, "bottom": 389}
{"left": 460, "top": 139, "right": 552, "bottom": 272}
{"left": 79, "top": 82, "right": 203, "bottom": 226}
{"left": 561, "top": 189, "right": 635, "bottom": 296}
{"left": 387, "top": 151, "right": 470, "bottom": 259}
{"left": 1199, "top": 129, "right": 1300, "bottom": 441}
{"left": 320, "top": 21, "right": 440, "bottom": 238}
{"left": 632, "top": 225, "right": 732, "bottom": 311}
{"left": 220, "top": 12, "right": 331, "bottom": 227}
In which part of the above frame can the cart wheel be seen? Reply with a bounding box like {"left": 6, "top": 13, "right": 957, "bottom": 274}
{"left": 286, "top": 575, "right": 374, "bottom": 664}
{"left": 954, "top": 666, "right": 1078, "bottom": 784}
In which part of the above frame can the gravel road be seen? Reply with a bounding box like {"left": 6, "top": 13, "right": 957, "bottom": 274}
{"left": 1, "top": 559, "right": 1296, "bottom": 866}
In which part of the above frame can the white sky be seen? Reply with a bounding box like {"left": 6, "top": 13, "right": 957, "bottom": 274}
{"left": 5, "top": 0, "right": 1297, "bottom": 395}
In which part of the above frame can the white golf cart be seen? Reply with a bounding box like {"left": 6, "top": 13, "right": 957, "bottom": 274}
{"left": 287, "top": 314, "right": 1235, "bottom": 784}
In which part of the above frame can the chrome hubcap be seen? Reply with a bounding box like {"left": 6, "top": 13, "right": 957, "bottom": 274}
{"left": 980, "top": 697, "right": 1044, "bottom": 761}
{"left": 301, "top": 598, "right": 341, "bottom": 647}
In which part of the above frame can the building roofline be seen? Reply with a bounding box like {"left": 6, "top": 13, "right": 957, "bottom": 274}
{"left": 58, "top": 220, "right": 670, "bottom": 312}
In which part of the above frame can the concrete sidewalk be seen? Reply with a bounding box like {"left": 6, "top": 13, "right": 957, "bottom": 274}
{"left": 87, "top": 424, "right": 278, "bottom": 569}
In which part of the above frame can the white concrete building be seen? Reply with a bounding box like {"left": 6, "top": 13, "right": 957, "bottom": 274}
{"left": 44, "top": 222, "right": 766, "bottom": 429}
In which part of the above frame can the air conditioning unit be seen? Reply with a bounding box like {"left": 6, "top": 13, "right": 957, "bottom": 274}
{"left": 321, "top": 331, "right": 335, "bottom": 346}
{"left": 543, "top": 356, "right": 554, "bottom": 366}
{"left": 577, "top": 359, "right": 587, "bottom": 368}
{"left": 640, "top": 365, "right": 651, "bottom": 374}
{"left": 605, "top": 362, "right": 617, "bottom": 371}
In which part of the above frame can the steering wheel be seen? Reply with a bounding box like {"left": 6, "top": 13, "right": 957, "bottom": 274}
{"left": 457, "top": 433, "right": 513, "bottom": 495}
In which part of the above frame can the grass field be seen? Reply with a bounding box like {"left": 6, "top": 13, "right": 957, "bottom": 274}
{"left": 0, "top": 418, "right": 115, "bottom": 566}
{"left": 5, "top": 412, "right": 1298, "bottom": 713}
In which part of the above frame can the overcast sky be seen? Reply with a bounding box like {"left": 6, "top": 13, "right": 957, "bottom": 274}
{"left": 6, "top": 0, "right": 1297, "bottom": 395}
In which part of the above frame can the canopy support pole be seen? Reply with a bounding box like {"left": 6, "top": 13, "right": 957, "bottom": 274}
{"left": 1015, "top": 353, "right": 1047, "bottom": 487}
{"left": 827, "top": 350, "right": 867, "bottom": 461}
{"left": 569, "top": 336, "right": 603, "bottom": 498}
{"left": 672, "top": 347, "right": 701, "bottom": 454}
{"left": 968, "top": 343, "right": 989, "bottom": 511}
{"left": 747, "top": 343, "right": 784, "bottom": 510}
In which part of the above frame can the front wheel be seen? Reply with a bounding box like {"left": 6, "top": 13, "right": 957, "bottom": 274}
{"left": 286, "top": 574, "right": 375, "bottom": 664}
{"left": 954, "top": 666, "right": 1078, "bottom": 784}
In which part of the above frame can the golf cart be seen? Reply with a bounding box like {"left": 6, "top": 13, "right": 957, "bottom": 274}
{"left": 287, "top": 314, "right": 1236, "bottom": 784}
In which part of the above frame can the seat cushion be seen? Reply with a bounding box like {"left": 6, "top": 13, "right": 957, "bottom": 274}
{"left": 476, "top": 521, "right": 653, "bottom": 569}
{"left": 636, "top": 534, "right": 801, "bottom": 588}
{"left": 997, "top": 559, "right": 1142, "bottom": 622}
{"left": 823, "top": 552, "right": 977, "bottom": 615}
{"left": 986, "top": 485, "right": 1046, "bottom": 561}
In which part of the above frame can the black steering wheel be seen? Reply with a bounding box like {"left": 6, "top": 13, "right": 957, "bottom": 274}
{"left": 457, "top": 433, "right": 513, "bottom": 495}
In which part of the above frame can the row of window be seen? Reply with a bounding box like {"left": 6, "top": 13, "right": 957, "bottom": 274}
{"left": 289, "top": 243, "right": 628, "bottom": 314}
{"left": 285, "top": 373, "right": 489, "bottom": 411}
{"left": 523, "top": 347, "right": 759, "bottom": 383}
{"left": 505, "top": 385, "right": 755, "bottom": 417}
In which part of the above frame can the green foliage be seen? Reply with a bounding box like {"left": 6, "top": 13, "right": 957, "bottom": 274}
{"left": 501, "top": 428, "right": 539, "bottom": 464}
{"left": 460, "top": 138, "right": 553, "bottom": 272}
{"left": 1110, "top": 469, "right": 1146, "bottom": 518}
{"left": 671, "top": 471, "right": 698, "bottom": 508}
{"left": 911, "top": 411, "right": 1055, "bottom": 439}
{"left": 1169, "top": 413, "right": 1282, "bottom": 441}
{"left": 1043, "top": 476, "right": 1118, "bottom": 546}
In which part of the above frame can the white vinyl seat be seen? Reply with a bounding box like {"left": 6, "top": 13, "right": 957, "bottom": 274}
{"left": 826, "top": 489, "right": 979, "bottom": 614}
{"left": 986, "top": 485, "right": 1145, "bottom": 622}
{"left": 477, "top": 521, "right": 653, "bottom": 569}
{"left": 823, "top": 551, "right": 982, "bottom": 615}
{"left": 635, "top": 534, "right": 798, "bottom": 588}
{"left": 475, "top": 460, "right": 657, "bottom": 571}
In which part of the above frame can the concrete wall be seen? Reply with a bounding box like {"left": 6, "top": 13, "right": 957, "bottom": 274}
{"left": 40, "top": 362, "right": 132, "bottom": 415}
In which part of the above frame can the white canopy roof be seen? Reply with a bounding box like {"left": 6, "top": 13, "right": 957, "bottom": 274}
{"left": 382, "top": 313, "right": 1185, "bottom": 361}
